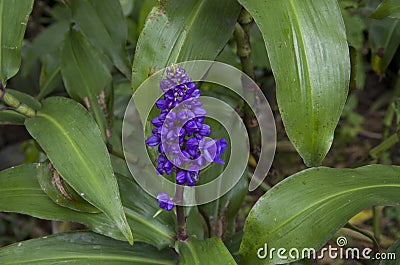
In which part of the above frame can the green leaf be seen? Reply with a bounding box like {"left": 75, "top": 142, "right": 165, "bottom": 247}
{"left": 119, "top": 0, "right": 135, "bottom": 16}
{"left": 0, "top": 231, "right": 177, "bottom": 264}
{"left": 132, "top": 0, "right": 241, "bottom": 92}
{"left": 0, "top": 163, "right": 126, "bottom": 241}
{"left": 0, "top": 110, "right": 25, "bottom": 125}
{"left": 0, "top": 163, "right": 176, "bottom": 247}
{"left": 178, "top": 237, "right": 237, "bottom": 265}
{"left": 117, "top": 173, "right": 177, "bottom": 249}
{"left": 61, "top": 28, "right": 112, "bottom": 140}
{"left": 198, "top": 115, "right": 247, "bottom": 237}
{"left": 24, "top": 21, "right": 69, "bottom": 79}
{"left": 368, "top": 17, "right": 400, "bottom": 73}
{"left": 238, "top": 0, "right": 350, "bottom": 166}
{"left": 25, "top": 97, "right": 133, "bottom": 244}
{"left": 37, "top": 162, "right": 100, "bottom": 213}
{"left": 239, "top": 165, "right": 400, "bottom": 264}
{"left": 379, "top": 238, "right": 400, "bottom": 265}
{"left": 0, "top": 0, "right": 34, "bottom": 86}
{"left": 371, "top": 0, "right": 400, "bottom": 19}
{"left": 38, "top": 54, "right": 63, "bottom": 100}
{"left": 70, "top": 0, "right": 131, "bottom": 78}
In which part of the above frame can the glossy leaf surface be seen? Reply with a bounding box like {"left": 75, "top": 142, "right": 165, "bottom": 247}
{"left": 238, "top": 0, "right": 350, "bottom": 166}
{"left": 0, "top": 232, "right": 177, "bottom": 264}
{"left": 132, "top": 0, "right": 241, "bottom": 91}
{"left": 240, "top": 165, "right": 400, "bottom": 264}
{"left": 25, "top": 97, "right": 132, "bottom": 244}
{"left": 0, "top": 0, "right": 34, "bottom": 85}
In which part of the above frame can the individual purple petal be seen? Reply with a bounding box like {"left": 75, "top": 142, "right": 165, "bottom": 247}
{"left": 151, "top": 117, "right": 163, "bottom": 127}
{"left": 182, "top": 149, "right": 191, "bottom": 158}
{"left": 199, "top": 124, "right": 211, "bottom": 136}
{"left": 187, "top": 147, "right": 198, "bottom": 157}
{"left": 186, "top": 170, "right": 199, "bottom": 186}
{"left": 213, "top": 138, "right": 228, "bottom": 164}
{"left": 145, "top": 135, "right": 160, "bottom": 146}
{"left": 199, "top": 139, "right": 216, "bottom": 162}
{"left": 217, "top": 138, "right": 228, "bottom": 155}
{"left": 185, "top": 120, "right": 199, "bottom": 134}
{"left": 213, "top": 156, "right": 225, "bottom": 164}
{"left": 158, "top": 143, "right": 164, "bottom": 154}
{"left": 193, "top": 107, "right": 206, "bottom": 116}
{"left": 186, "top": 137, "right": 199, "bottom": 150}
{"left": 164, "top": 160, "right": 173, "bottom": 175}
{"left": 186, "top": 82, "right": 196, "bottom": 89}
{"left": 156, "top": 98, "right": 168, "bottom": 110}
{"left": 157, "top": 192, "right": 174, "bottom": 211}
{"left": 176, "top": 170, "right": 187, "bottom": 184}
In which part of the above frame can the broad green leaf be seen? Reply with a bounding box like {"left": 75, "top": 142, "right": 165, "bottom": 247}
{"left": 61, "top": 29, "right": 112, "bottom": 140}
{"left": 37, "top": 162, "right": 100, "bottom": 213}
{"left": 379, "top": 238, "right": 400, "bottom": 265}
{"left": 371, "top": 0, "right": 400, "bottom": 19}
{"left": 25, "top": 97, "right": 133, "bottom": 244}
{"left": 239, "top": 165, "right": 400, "bottom": 264}
{"left": 0, "top": 0, "right": 33, "bottom": 86}
{"left": 0, "top": 163, "right": 176, "bottom": 248}
{"left": 238, "top": 0, "right": 350, "bottom": 166}
{"left": 0, "top": 232, "right": 177, "bottom": 265}
{"left": 0, "top": 164, "right": 126, "bottom": 241}
{"left": 178, "top": 237, "right": 237, "bottom": 265}
{"left": 70, "top": 0, "right": 131, "bottom": 78}
{"left": 132, "top": 0, "right": 241, "bottom": 91}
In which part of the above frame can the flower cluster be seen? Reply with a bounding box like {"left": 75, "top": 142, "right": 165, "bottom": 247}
{"left": 146, "top": 66, "right": 227, "bottom": 211}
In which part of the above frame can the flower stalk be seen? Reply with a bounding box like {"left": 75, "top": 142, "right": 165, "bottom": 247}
{"left": 234, "top": 9, "right": 261, "bottom": 160}
{"left": 0, "top": 85, "right": 36, "bottom": 118}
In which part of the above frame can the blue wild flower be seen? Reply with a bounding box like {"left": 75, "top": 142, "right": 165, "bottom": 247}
{"left": 145, "top": 66, "right": 227, "bottom": 211}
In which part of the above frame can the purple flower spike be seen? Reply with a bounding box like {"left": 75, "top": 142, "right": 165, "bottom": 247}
{"left": 146, "top": 66, "right": 228, "bottom": 210}
{"left": 157, "top": 192, "right": 174, "bottom": 211}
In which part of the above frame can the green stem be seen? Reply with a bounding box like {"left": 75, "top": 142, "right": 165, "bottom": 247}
{"left": 175, "top": 185, "right": 188, "bottom": 241}
{"left": 0, "top": 87, "right": 36, "bottom": 118}
{"left": 369, "top": 133, "right": 399, "bottom": 159}
{"left": 234, "top": 10, "right": 254, "bottom": 80}
{"left": 344, "top": 222, "right": 381, "bottom": 250}
{"left": 382, "top": 77, "right": 400, "bottom": 138}
{"left": 372, "top": 206, "right": 382, "bottom": 242}
{"left": 233, "top": 9, "right": 261, "bottom": 159}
